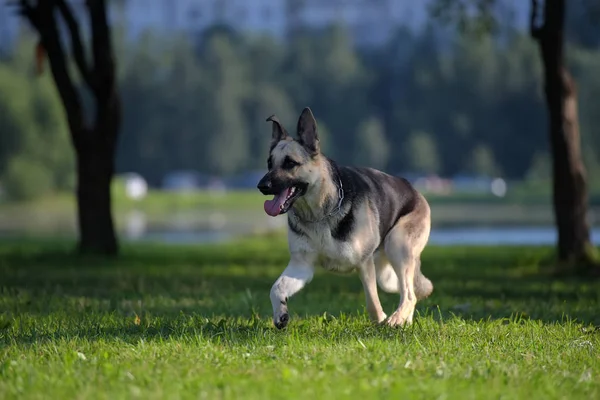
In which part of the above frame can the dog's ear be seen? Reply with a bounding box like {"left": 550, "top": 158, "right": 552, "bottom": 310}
{"left": 266, "top": 115, "right": 289, "bottom": 148}
{"left": 296, "top": 107, "right": 320, "bottom": 156}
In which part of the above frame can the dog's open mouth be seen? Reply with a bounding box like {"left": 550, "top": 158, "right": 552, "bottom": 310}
{"left": 263, "top": 184, "right": 307, "bottom": 217}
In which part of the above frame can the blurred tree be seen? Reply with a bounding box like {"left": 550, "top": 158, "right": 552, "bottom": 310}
{"left": 3, "top": 156, "right": 53, "bottom": 200}
{"left": 467, "top": 145, "right": 498, "bottom": 176}
{"left": 198, "top": 33, "right": 250, "bottom": 175}
{"left": 283, "top": 26, "right": 370, "bottom": 164}
{"left": 430, "top": 0, "right": 599, "bottom": 273}
{"left": 530, "top": 0, "right": 597, "bottom": 272}
{"left": 526, "top": 152, "right": 552, "bottom": 181}
{"left": 406, "top": 131, "right": 440, "bottom": 175}
{"left": 0, "top": 56, "right": 74, "bottom": 199}
{"left": 16, "top": 0, "right": 121, "bottom": 255}
{"left": 569, "top": 46, "right": 600, "bottom": 178}
{"left": 565, "top": 0, "right": 600, "bottom": 49}
{"left": 91, "top": 22, "right": 597, "bottom": 186}
{"left": 245, "top": 84, "right": 296, "bottom": 169}
{"left": 354, "top": 116, "right": 390, "bottom": 171}
{"left": 243, "top": 36, "right": 294, "bottom": 169}
{"left": 117, "top": 33, "right": 167, "bottom": 185}
{"left": 154, "top": 35, "right": 209, "bottom": 175}
{"left": 5, "top": 9, "right": 599, "bottom": 212}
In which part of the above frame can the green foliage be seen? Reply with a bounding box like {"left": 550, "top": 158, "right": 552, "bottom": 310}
{"left": 354, "top": 116, "right": 389, "bottom": 170}
{"left": 0, "top": 34, "right": 74, "bottom": 200}
{"left": 0, "top": 239, "right": 599, "bottom": 398}
{"left": 406, "top": 131, "right": 440, "bottom": 174}
{"left": 3, "top": 20, "right": 600, "bottom": 194}
{"left": 526, "top": 152, "right": 552, "bottom": 181}
{"left": 467, "top": 144, "right": 498, "bottom": 176}
{"left": 428, "top": 0, "right": 501, "bottom": 37}
{"left": 2, "top": 156, "right": 53, "bottom": 201}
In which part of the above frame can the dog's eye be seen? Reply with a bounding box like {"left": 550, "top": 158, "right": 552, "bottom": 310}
{"left": 282, "top": 157, "right": 300, "bottom": 170}
{"left": 267, "top": 158, "right": 273, "bottom": 170}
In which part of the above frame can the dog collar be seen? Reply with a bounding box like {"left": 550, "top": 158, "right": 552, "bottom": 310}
{"left": 292, "top": 178, "right": 344, "bottom": 223}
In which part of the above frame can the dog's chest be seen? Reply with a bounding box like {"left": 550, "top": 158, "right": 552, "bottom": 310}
{"left": 298, "top": 224, "right": 367, "bottom": 272}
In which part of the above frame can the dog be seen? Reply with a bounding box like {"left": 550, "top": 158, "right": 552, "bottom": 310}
{"left": 257, "top": 107, "right": 433, "bottom": 329}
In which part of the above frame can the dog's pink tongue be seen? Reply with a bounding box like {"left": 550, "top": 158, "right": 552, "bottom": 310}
{"left": 264, "top": 188, "right": 290, "bottom": 217}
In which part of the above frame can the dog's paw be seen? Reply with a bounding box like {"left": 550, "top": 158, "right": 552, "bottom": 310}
{"left": 385, "top": 310, "right": 413, "bottom": 327}
{"left": 372, "top": 313, "right": 387, "bottom": 325}
{"left": 274, "top": 313, "right": 289, "bottom": 329}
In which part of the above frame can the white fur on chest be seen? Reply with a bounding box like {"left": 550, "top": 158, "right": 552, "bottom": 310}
{"left": 288, "top": 216, "right": 378, "bottom": 273}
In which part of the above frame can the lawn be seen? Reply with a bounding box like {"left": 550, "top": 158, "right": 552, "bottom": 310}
{"left": 0, "top": 235, "right": 599, "bottom": 399}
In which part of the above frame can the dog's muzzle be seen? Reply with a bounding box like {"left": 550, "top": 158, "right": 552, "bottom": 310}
{"left": 257, "top": 174, "right": 273, "bottom": 195}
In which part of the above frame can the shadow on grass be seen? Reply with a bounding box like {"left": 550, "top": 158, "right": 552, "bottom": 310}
{"left": 3, "top": 310, "right": 439, "bottom": 347}
{"left": 1, "top": 241, "right": 599, "bottom": 345}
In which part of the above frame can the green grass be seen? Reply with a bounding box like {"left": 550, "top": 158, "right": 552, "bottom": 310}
{"left": 1, "top": 236, "right": 599, "bottom": 399}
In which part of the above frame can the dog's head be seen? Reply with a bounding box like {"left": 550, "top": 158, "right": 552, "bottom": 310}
{"left": 257, "top": 107, "right": 322, "bottom": 217}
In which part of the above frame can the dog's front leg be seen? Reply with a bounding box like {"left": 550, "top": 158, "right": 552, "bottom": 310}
{"left": 270, "top": 253, "right": 314, "bottom": 329}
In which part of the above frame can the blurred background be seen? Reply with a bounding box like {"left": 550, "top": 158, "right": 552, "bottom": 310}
{"left": 0, "top": 0, "right": 598, "bottom": 247}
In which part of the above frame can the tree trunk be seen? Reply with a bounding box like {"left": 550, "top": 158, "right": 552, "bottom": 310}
{"left": 545, "top": 67, "right": 591, "bottom": 264}
{"left": 76, "top": 92, "right": 121, "bottom": 255}
{"left": 532, "top": 0, "right": 597, "bottom": 272}
{"left": 76, "top": 137, "right": 117, "bottom": 255}
{"left": 18, "top": 0, "right": 121, "bottom": 255}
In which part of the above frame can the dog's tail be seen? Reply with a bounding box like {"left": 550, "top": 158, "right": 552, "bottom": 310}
{"left": 414, "top": 259, "right": 433, "bottom": 300}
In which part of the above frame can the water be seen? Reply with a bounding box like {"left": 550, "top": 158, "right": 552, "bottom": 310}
{"left": 119, "top": 208, "right": 600, "bottom": 246}
{"left": 133, "top": 230, "right": 232, "bottom": 244}
{"left": 429, "top": 226, "right": 600, "bottom": 246}
{"left": 2, "top": 205, "right": 598, "bottom": 246}
{"left": 127, "top": 226, "right": 600, "bottom": 246}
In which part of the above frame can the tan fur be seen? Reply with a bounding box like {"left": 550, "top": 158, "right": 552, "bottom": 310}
{"left": 271, "top": 188, "right": 432, "bottom": 328}
{"left": 263, "top": 107, "right": 432, "bottom": 329}
{"left": 374, "top": 196, "right": 433, "bottom": 301}
{"left": 380, "top": 193, "right": 431, "bottom": 326}
{"left": 271, "top": 144, "right": 337, "bottom": 220}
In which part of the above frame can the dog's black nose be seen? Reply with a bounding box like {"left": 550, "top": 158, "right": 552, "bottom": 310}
{"left": 257, "top": 177, "right": 272, "bottom": 194}
{"left": 275, "top": 313, "right": 289, "bottom": 329}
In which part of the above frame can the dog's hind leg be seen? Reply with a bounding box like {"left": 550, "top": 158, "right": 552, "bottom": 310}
{"left": 413, "top": 258, "right": 433, "bottom": 300}
{"left": 376, "top": 256, "right": 432, "bottom": 300}
{"left": 359, "top": 256, "right": 387, "bottom": 323}
{"left": 383, "top": 198, "right": 432, "bottom": 327}
{"left": 374, "top": 252, "right": 400, "bottom": 294}
{"left": 270, "top": 252, "right": 315, "bottom": 329}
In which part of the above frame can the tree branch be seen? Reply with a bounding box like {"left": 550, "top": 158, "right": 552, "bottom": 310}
{"left": 55, "top": 0, "right": 96, "bottom": 91}
{"left": 16, "top": 0, "right": 85, "bottom": 146}
{"left": 11, "top": 0, "right": 40, "bottom": 31}
{"left": 545, "top": 0, "right": 565, "bottom": 35}
{"left": 88, "top": 0, "right": 116, "bottom": 100}
{"left": 530, "top": 0, "right": 543, "bottom": 40}
{"left": 532, "top": 0, "right": 566, "bottom": 42}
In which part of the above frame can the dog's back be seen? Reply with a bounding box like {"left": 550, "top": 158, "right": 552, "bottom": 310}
{"left": 334, "top": 162, "right": 422, "bottom": 241}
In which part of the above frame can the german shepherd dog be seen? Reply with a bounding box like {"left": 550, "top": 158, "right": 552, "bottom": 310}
{"left": 257, "top": 107, "right": 433, "bottom": 329}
